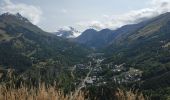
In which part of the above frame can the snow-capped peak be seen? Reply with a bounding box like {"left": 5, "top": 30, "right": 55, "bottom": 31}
{"left": 55, "top": 26, "right": 81, "bottom": 38}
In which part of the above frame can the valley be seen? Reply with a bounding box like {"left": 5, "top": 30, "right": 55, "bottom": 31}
{"left": 1, "top": 12, "right": 170, "bottom": 100}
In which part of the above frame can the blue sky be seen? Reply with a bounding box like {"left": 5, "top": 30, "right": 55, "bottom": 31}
{"left": 1, "top": 0, "right": 170, "bottom": 33}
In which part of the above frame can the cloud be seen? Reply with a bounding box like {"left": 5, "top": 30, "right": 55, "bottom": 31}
{"left": 77, "top": 21, "right": 105, "bottom": 30}
{"left": 0, "top": 0, "right": 43, "bottom": 24}
{"left": 60, "top": 9, "right": 68, "bottom": 14}
{"left": 76, "top": 0, "right": 170, "bottom": 31}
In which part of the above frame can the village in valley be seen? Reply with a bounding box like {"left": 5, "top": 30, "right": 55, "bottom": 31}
{"left": 69, "top": 53, "right": 143, "bottom": 88}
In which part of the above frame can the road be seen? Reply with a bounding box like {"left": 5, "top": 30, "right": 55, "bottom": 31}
{"left": 71, "top": 65, "right": 76, "bottom": 79}
{"left": 70, "top": 61, "right": 93, "bottom": 100}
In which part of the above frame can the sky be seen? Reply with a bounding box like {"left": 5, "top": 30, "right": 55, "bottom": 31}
{"left": 0, "top": 0, "right": 170, "bottom": 34}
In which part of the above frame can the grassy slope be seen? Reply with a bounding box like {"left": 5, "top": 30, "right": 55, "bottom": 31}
{"left": 103, "top": 13, "right": 170, "bottom": 92}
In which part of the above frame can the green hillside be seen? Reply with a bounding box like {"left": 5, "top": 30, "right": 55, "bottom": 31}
{"left": 0, "top": 13, "right": 91, "bottom": 71}
{"left": 102, "top": 12, "right": 170, "bottom": 98}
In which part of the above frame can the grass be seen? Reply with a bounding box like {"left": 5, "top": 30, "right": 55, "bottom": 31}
{"left": 0, "top": 82, "right": 149, "bottom": 100}
{"left": 0, "top": 68, "right": 149, "bottom": 100}
{"left": 0, "top": 82, "right": 86, "bottom": 100}
{"left": 115, "top": 88, "right": 149, "bottom": 100}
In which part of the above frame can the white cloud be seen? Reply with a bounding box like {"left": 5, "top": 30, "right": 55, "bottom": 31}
{"left": 76, "top": 0, "right": 170, "bottom": 31}
{"left": 0, "top": 0, "right": 43, "bottom": 24}
{"left": 77, "top": 21, "right": 105, "bottom": 30}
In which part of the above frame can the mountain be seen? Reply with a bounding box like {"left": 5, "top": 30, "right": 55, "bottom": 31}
{"left": 55, "top": 27, "right": 80, "bottom": 38}
{"left": 76, "top": 12, "right": 170, "bottom": 50}
{"left": 0, "top": 13, "right": 90, "bottom": 71}
{"left": 102, "top": 12, "right": 170, "bottom": 90}
{"left": 75, "top": 29, "right": 98, "bottom": 48}
{"left": 106, "top": 12, "right": 170, "bottom": 53}
{"left": 75, "top": 18, "right": 152, "bottom": 49}
{"left": 75, "top": 28, "right": 119, "bottom": 48}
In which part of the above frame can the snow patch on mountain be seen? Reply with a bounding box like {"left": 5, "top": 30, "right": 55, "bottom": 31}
{"left": 55, "top": 27, "right": 81, "bottom": 38}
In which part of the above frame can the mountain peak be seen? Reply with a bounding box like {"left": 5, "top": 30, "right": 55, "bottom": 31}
{"left": 0, "top": 12, "right": 30, "bottom": 23}
{"left": 83, "top": 28, "right": 98, "bottom": 33}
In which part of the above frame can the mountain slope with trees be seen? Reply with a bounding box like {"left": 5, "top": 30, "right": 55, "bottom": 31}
{"left": 0, "top": 13, "right": 90, "bottom": 71}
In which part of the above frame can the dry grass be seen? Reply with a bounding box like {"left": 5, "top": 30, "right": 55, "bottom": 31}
{"left": 0, "top": 84, "right": 149, "bottom": 100}
{"left": 0, "top": 82, "right": 86, "bottom": 100}
{"left": 115, "top": 88, "right": 149, "bottom": 100}
{"left": 0, "top": 68, "right": 149, "bottom": 100}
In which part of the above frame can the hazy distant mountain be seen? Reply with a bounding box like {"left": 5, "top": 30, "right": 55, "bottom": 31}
{"left": 55, "top": 27, "right": 80, "bottom": 38}
{"left": 75, "top": 21, "right": 148, "bottom": 48}
{"left": 75, "top": 12, "right": 170, "bottom": 49}
{"left": 0, "top": 13, "right": 90, "bottom": 70}
{"left": 75, "top": 28, "right": 115, "bottom": 48}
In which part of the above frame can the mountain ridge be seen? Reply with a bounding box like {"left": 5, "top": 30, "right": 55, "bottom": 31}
{"left": 75, "top": 12, "right": 170, "bottom": 49}
{"left": 0, "top": 12, "right": 90, "bottom": 70}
